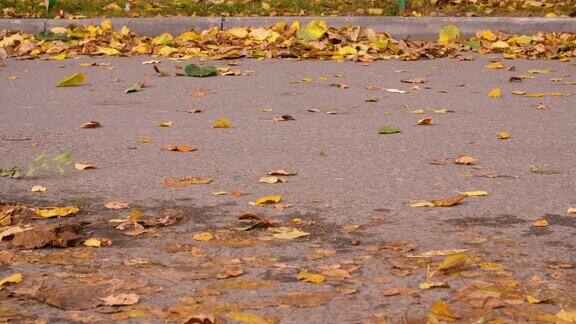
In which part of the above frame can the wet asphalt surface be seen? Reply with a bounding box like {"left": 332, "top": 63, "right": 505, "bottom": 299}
{"left": 0, "top": 55, "right": 575, "bottom": 322}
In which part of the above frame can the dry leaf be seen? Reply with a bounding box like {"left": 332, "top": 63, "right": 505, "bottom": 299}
{"left": 411, "top": 194, "right": 467, "bottom": 208}
{"left": 31, "top": 185, "right": 46, "bottom": 193}
{"left": 100, "top": 293, "right": 139, "bottom": 306}
{"left": 485, "top": 61, "right": 504, "bottom": 69}
{"left": 407, "top": 249, "right": 469, "bottom": 258}
{"left": 267, "top": 169, "right": 297, "bottom": 176}
{"left": 297, "top": 272, "right": 325, "bottom": 284}
{"left": 0, "top": 273, "right": 22, "bottom": 288}
{"left": 430, "top": 300, "right": 459, "bottom": 319}
{"left": 270, "top": 227, "right": 309, "bottom": 240}
{"left": 462, "top": 191, "right": 488, "bottom": 196}
{"left": 258, "top": 176, "right": 286, "bottom": 184}
{"left": 498, "top": 131, "right": 511, "bottom": 139}
{"left": 438, "top": 252, "right": 472, "bottom": 271}
{"left": 488, "top": 88, "right": 501, "bottom": 98}
{"left": 84, "top": 237, "right": 111, "bottom": 247}
{"left": 419, "top": 281, "right": 449, "bottom": 290}
{"left": 533, "top": 219, "right": 549, "bottom": 227}
{"left": 568, "top": 207, "right": 576, "bottom": 214}
{"left": 162, "top": 144, "right": 197, "bottom": 152}
{"left": 164, "top": 177, "right": 212, "bottom": 186}
{"left": 454, "top": 155, "right": 477, "bottom": 165}
{"left": 227, "top": 312, "right": 272, "bottom": 324}
{"left": 193, "top": 232, "right": 214, "bottom": 241}
{"left": 417, "top": 117, "right": 434, "bottom": 125}
{"left": 81, "top": 121, "right": 101, "bottom": 128}
{"left": 272, "top": 115, "right": 295, "bottom": 121}
{"left": 158, "top": 121, "right": 173, "bottom": 127}
{"left": 105, "top": 202, "right": 128, "bottom": 210}
{"left": 212, "top": 118, "right": 231, "bottom": 128}
{"left": 75, "top": 163, "right": 96, "bottom": 170}
{"left": 35, "top": 206, "right": 79, "bottom": 218}
{"left": 386, "top": 88, "right": 407, "bottom": 93}
{"left": 250, "top": 195, "right": 282, "bottom": 206}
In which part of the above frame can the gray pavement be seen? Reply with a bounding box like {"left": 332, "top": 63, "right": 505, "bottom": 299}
{"left": 0, "top": 55, "right": 575, "bottom": 322}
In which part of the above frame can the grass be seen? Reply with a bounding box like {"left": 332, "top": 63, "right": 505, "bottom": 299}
{"left": 0, "top": 0, "right": 573, "bottom": 18}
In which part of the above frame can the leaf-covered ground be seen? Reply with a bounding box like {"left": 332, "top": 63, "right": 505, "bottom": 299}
{"left": 1, "top": 49, "right": 576, "bottom": 322}
{"left": 1, "top": 0, "right": 575, "bottom": 19}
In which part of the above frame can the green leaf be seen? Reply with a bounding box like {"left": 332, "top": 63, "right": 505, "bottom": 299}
{"left": 463, "top": 38, "right": 481, "bottom": 48}
{"left": 184, "top": 64, "right": 218, "bottom": 77}
{"left": 438, "top": 25, "right": 460, "bottom": 45}
{"left": 125, "top": 83, "right": 142, "bottom": 93}
{"left": 378, "top": 125, "right": 401, "bottom": 134}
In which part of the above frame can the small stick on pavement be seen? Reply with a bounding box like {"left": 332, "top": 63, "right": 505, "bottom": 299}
{"left": 2, "top": 137, "right": 32, "bottom": 141}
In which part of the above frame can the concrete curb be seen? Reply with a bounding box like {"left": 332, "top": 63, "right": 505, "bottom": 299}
{"left": 1, "top": 16, "right": 575, "bottom": 40}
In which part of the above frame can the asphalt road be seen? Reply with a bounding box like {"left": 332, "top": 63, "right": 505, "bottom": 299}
{"left": 1, "top": 55, "right": 575, "bottom": 322}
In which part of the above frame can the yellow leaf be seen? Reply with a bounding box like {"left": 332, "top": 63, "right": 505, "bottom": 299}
{"left": 297, "top": 271, "right": 325, "bottom": 284}
{"left": 438, "top": 25, "right": 460, "bottom": 45}
{"left": 407, "top": 249, "right": 469, "bottom": 258}
{"left": 528, "top": 69, "right": 552, "bottom": 74}
{"left": 462, "top": 191, "right": 488, "bottom": 197}
{"left": 417, "top": 117, "right": 434, "bottom": 125}
{"left": 430, "top": 300, "right": 459, "bottom": 319}
{"left": 419, "top": 281, "right": 448, "bottom": 290}
{"left": 488, "top": 88, "right": 501, "bottom": 98}
{"left": 35, "top": 206, "right": 79, "bottom": 218}
{"left": 129, "top": 209, "right": 141, "bottom": 221}
{"left": 152, "top": 33, "right": 174, "bottom": 46}
{"left": 0, "top": 273, "right": 22, "bottom": 288}
{"left": 410, "top": 201, "right": 436, "bottom": 208}
{"left": 485, "top": 61, "right": 504, "bottom": 69}
{"left": 261, "top": 2, "right": 271, "bottom": 11}
{"left": 568, "top": 207, "right": 576, "bottom": 214}
{"left": 336, "top": 46, "right": 357, "bottom": 56}
{"left": 527, "top": 295, "right": 541, "bottom": 304}
{"left": 545, "top": 12, "right": 557, "bottom": 17}
{"left": 227, "top": 311, "right": 272, "bottom": 324}
{"left": 532, "top": 219, "right": 549, "bottom": 227}
{"left": 251, "top": 195, "right": 282, "bottom": 205}
{"left": 298, "top": 19, "right": 328, "bottom": 40}
{"left": 97, "top": 47, "right": 119, "bottom": 56}
{"left": 84, "top": 238, "right": 103, "bottom": 247}
{"left": 438, "top": 252, "right": 472, "bottom": 271}
{"left": 6, "top": 75, "right": 18, "bottom": 80}
{"left": 56, "top": 72, "right": 86, "bottom": 87}
{"left": 227, "top": 27, "right": 249, "bottom": 39}
{"left": 49, "top": 52, "right": 67, "bottom": 60}
{"left": 177, "top": 31, "right": 202, "bottom": 43}
{"left": 557, "top": 309, "right": 576, "bottom": 322}
{"left": 193, "top": 232, "right": 214, "bottom": 241}
{"left": 212, "top": 118, "right": 232, "bottom": 128}
{"left": 158, "top": 120, "right": 173, "bottom": 127}
{"left": 31, "top": 185, "right": 46, "bottom": 193}
{"left": 249, "top": 28, "right": 270, "bottom": 41}
{"left": 100, "top": 19, "right": 113, "bottom": 34}
{"left": 478, "top": 261, "right": 502, "bottom": 269}
{"left": 157, "top": 46, "right": 178, "bottom": 57}
{"left": 498, "top": 131, "right": 511, "bottom": 139}
{"left": 492, "top": 41, "right": 509, "bottom": 49}
{"left": 477, "top": 29, "right": 497, "bottom": 41}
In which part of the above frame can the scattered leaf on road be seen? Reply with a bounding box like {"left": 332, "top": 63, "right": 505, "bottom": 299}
{"left": 533, "top": 219, "right": 549, "bottom": 227}
{"left": 454, "top": 155, "right": 477, "bottom": 165}
{"left": 212, "top": 118, "right": 232, "bottom": 128}
{"left": 0, "top": 273, "right": 22, "bottom": 288}
{"left": 31, "top": 185, "right": 46, "bottom": 193}
{"left": 35, "top": 206, "right": 79, "bottom": 218}
{"left": 164, "top": 177, "right": 212, "bottom": 186}
{"left": 193, "top": 232, "right": 214, "bottom": 241}
{"left": 185, "top": 64, "right": 218, "bottom": 77}
{"left": 74, "top": 163, "right": 96, "bottom": 170}
{"left": 100, "top": 293, "right": 139, "bottom": 306}
{"left": 378, "top": 126, "right": 401, "bottom": 135}
{"left": 251, "top": 195, "right": 282, "bottom": 205}
{"left": 462, "top": 191, "right": 488, "bottom": 196}
{"left": 57, "top": 72, "right": 86, "bottom": 87}
{"left": 488, "top": 88, "right": 501, "bottom": 98}
{"left": 297, "top": 272, "right": 325, "bottom": 284}
{"left": 81, "top": 121, "right": 101, "bottom": 128}
{"left": 498, "top": 131, "right": 511, "bottom": 139}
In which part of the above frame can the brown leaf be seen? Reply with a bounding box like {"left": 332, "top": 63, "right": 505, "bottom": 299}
{"left": 401, "top": 77, "right": 428, "bottom": 84}
{"left": 11, "top": 223, "right": 81, "bottom": 249}
{"left": 417, "top": 117, "right": 434, "bottom": 125}
{"left": 81, "top": 121, "right": 101, "bottom": 128}
{"left": 267, "top": 169, "right": 297, "bottom": 176}
{"left": 164, "top": 177, "right": 212, "bottom": 186}
{"left": 104, "top": 201, "right": 129, "bottom": 210}
{"left": 162, "top": 144, "right": 197, "bottom": 152}
{"left": 100, "top": 293, "right": 139, "bottom": 306}
{"left": 277, "top": 291, "right": 332, "bottom": 308}
{"left": 431, "top": 194, "right": 467, "bottom": 207}
{"left": 454, "top": 155, "right": 477, "bottom": 165}
{"left": 272, "top": 115, "right": 295, "bottom": 121}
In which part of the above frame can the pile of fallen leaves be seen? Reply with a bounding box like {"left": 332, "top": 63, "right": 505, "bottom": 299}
{"left": 0, "top": 19, "right": 575, "bottom": 62}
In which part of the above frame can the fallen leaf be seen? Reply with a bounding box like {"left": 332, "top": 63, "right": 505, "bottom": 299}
{"left": 185, "top": 64, "right": 218, "bottom": 77}
{"left": 407, "top": 249, "right": 469, "bottom": 258}
{"left": 556, "top": 309, "right": 576, "bottom": 322}
{"left": 454, "top": 155, "right": 477, "bottom": 165}
{"left": 366, "top": 96, "right": 380, "bottom": 102}
{"left": 251, "top": 195, "right": 282, "bottom": 206}
{"left": 81, "top": 121, "right": 101, "bottom": 128}
{"left": 74, "top": 163, "right": 96, "bottom": 170}
{"left": 488, "top": 88, "right": 501, "bottom": 98}
{"left": 57, "top": 72, "right": 86, "bottom": 87}
{"left": 430, "top": 300, "right": 459, "bottom": 319}
{"left": 526, "top": 295, "right": 542, "bottom": 304}
{"left": 272, "top": 115, "right": 295, "bottom": 121}
{"left": 84, "top": 237, "right": 111, "bottom": 247}
{"left": 270, "top": 227, "right": 310, "bottom": 240}
{"left": 462, "top": 191, "right": 488, "bottom": 196}
{"left": 378, "top": 125, "right": 401, "bottom": 135}
{"left": 417, "top": 117, "right": 434, "bottom": 125}
{"left": 193, "top": 232, "right": 214, "bottom": 241}
{"left": 568, "top": 207, "right": 576, "bottom": 214}
{"left": 529, "top": 165, "right": 559, "bottom": 175}
{"left": 105, "top": 202, "right": 129, "bottom": 210}
{"left": 485, "top": 61, "right": 504, "bottom": 69}
{"left": 31, "top": 185, "right": 46, "bottom": 193}
{"left": 158, "top": 120, "right": 173, "bottom": 127}
{"left": 498, "top": 131, "right": 511, "bottom": 139}
{"left": 142, "top": 60, "right": 160, "bottom": 65}
{"left": 11, "top": 223, "right": 81, "bottom": 249}
{"left": 386, "top": 88, "right": 408, "bottom": 93}
{"left": 35, "top": 206, "right": 79, "bottom": 218}
{"left": 267, "top": 169, "right": 297, "bottom": 176}
{"left": 438, "top": 252, "right": 472, "bottom": 271}
{"left": 536, "top": 103, "right": 551, "bottom": 110}
{"left": 0, "top": 273, "right": 22, "bottom": 288}
{"left": 401, "top": 77, "right": 428, "bottom": 84}
{"left": 438, "top": 25, "right": 460, "bottom": 45}
{"left": 258, "top": 176, "right": 286, "bottom": 184}
{"left": 227, "top": 312, "right": 272, "bottom": 324}
{"left": 411, "top": 194, "right": 467, "bottom": 208}
{"left": 419, "top": 281, "right": 449, "bottom": 290}
{"left": 277, "top": 291, "right": 331, "bottom": 308}
{"left": 528, "top": 69, "right": 552, "bottom": 74}
{"left": 100, "top": 293, "right": 139, "bottom": 306}
{"left": 533, "top": 219, "right": 549, "bottom": 227}
{"left": 297, "top": 272, "right": 325, "bottom": 284}
{"left": 212, "top": 118, "right": 231, "bottom": 128}
{"left": 162, "top": 144, "right": 197, "bottom": 152}
{"left": 125, "top": 83, "right": 142, "bottom": 93}
{"left": 164, "top": 177, "right": 212, "bottom": 186}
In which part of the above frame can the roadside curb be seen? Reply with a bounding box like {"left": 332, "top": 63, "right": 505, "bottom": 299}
{"left": 1, "top": 16, "right": 575, "bottom": 40}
